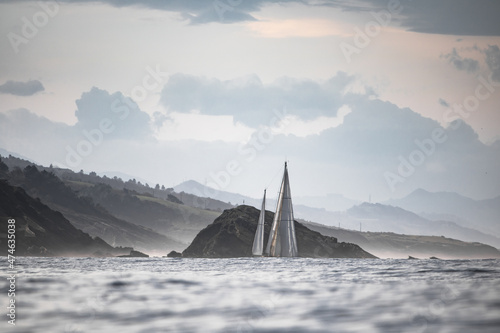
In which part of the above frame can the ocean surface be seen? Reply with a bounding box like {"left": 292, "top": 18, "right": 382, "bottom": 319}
{"left": 1, "top": 257, "right": 499, "bottom": 333}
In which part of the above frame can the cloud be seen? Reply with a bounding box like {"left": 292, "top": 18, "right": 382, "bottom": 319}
{"left": 442, "top": 48, "right": 479, "bottom": 73}
{"left": 313, "top": 0, "right": 500, "bottom": 36}
{"left": 483, "top": 45, "right": 500, "bottom": 81}
{"left": 270, "top": 99, "right": 443, "bottom": 162}
{"left": 1, "top": 78, "right": 499, "bottom": 201}
{"left": 4, "top": 0, "right": 499, "bottom": 35}
{"left": 74, "top": 87, "right": 152, "bottom": 140}
{"left": 0, "top": 108, "right": 76, "bottom": 164}
{"left": 183, "top": 7, "right": 257, "bottom": 25}
{"left": 0, "top": 80, "right": 44, "bottom": 96}
{"left": 247, "top": 19, "right": 349, "bottom": 38}
{"left": 155, "top": 112, "right": 253, "bottom": 142}
{"left": 160, "top": 72, "right": 355, "bottom": 127}
{"left": 273, "top": 105, "right": 352, "bottom": 137}
{"left": 0, "top": 87, "right": 154, "bottom": 168}
{"left": 369, "top": 0, "right": 500, "bottom": 36}
{"left": 438, "top": 98, "right": 449, "bottom": 108}
{"left": 18, "top": 0, "right": 271, "bottom": 24}
{"left": 261, "top": 98, "right": 500, "bottom": 199}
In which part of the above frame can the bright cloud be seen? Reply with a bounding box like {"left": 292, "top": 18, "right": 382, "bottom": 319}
{"left": 246, "top": 19, "right": 350, "bottom": 38}
{"left": 273, "top": 105, "right": 352, "bottom": 137}
{"left": 155, "top": 112, "right": 253, "bottom": 143}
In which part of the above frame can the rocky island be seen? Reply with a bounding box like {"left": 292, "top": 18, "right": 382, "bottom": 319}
{"left": 182, "top": 205, "right": 376, "bottom": 258}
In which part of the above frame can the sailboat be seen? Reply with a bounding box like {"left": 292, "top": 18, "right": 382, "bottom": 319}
{"left": 251, "top": 189, "right": 266, "bottom": 256}
{"left": 264, "top": 162, "right": 298, "bottom": 257}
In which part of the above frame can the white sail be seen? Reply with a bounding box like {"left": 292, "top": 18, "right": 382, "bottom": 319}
{"left": 252, "top": 189, "right": 266, "bottom": 256}
{"left": 265, "top": 181, "right": 282, "bottom": 256}
{"left": 265, "top": 162, "right": 298, "bottom": 257}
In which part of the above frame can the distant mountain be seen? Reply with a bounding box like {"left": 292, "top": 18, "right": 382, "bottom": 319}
{"left": 174, "top": 180, "right": 257, "bottom": 206}
{"left": 175, "top": 180, "right": 360, "bottom": 212}
{"left": 303, "top": 221, "right": 500, "bottom": 259}
{"left": 294, "top": 193, "right": 360, "bottom": 212}
{"left": 0, "top": 180, "right": 125, "bottom": 256}
{"left": 341, "top": 202, "right": 500, "bottom": 249}
{"left": 182, "top": 205, "right": 376, "bottom": 258}
{"left": 386, "top": 189, "right": 500, "bottom": 237}
{"left": 174, "top": 180, "right": 355, "bottom": 224}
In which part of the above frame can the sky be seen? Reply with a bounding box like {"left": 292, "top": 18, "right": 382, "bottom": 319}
{"left": 0, "top": 0, "right": 500, "bottom": 203}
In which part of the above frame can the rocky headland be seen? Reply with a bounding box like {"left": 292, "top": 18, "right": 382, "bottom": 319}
{"left": 182, "top": 205, "right": 376, "bottom": 258}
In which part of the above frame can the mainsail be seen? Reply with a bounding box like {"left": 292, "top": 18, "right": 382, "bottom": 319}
{"left": 252, "top": 189, "right": 266, "bottom": 256}
{"left": 265, "top": 162, "right": 298, "bottom": 257}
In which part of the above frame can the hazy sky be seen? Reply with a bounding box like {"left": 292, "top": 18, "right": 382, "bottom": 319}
{"left": 1, "top": 0, "right": 500, "bottom": 202}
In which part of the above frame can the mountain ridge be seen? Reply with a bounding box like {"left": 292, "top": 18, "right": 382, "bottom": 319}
{"left": 386, "top": 188, "right": 500, "bottom": 238}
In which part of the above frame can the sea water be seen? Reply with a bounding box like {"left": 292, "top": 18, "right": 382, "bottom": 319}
{"left": 1, "top": 257, "right": 499, "bottom": 333}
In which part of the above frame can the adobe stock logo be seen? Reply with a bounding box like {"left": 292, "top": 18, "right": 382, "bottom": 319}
{"left": 7, "top": 1, "right": 60, "bottom": 54}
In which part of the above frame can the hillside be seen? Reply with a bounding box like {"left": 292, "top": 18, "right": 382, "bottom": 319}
{"left": 1, "top": 155, "right": 226, "bottom": 252}
{"left": 0, "top": 180, "right": 125, "bottom": 256}
{"left": 4, "top": 164, "right": 184, "bottom": 254}
{"left": 303, "top": 221, "right": 500, "bottom": 259}
{"left": 61, "top": 172, "right": 234, "bottom": 212}
{"left": 182, "top": 205, "right": 376, "bottom": 258}
{"left": 70, "top": 182, "right": 220, "bottom": 244}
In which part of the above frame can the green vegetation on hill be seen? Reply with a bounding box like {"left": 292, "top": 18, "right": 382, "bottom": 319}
{"left": 1, "top": 155, "right": 227, "bottom": 254}
{"left": 3, "top": 163, "right": 184, "bottom": 254}
{"left": 0, "top": 180, "right": 125, "bottom": 256}
{"left": 61, "top": 168, "right": 233, "bottom": 212}
{"left": 70, "top": 182, "right": 220, "bottom": 244}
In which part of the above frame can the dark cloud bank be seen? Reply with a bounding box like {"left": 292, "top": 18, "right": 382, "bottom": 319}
{"left": 3, "top": 0, "right": 500, "bottom": 35}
